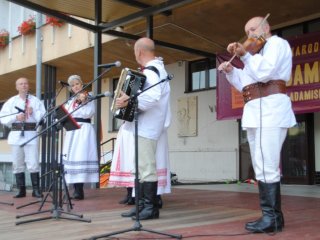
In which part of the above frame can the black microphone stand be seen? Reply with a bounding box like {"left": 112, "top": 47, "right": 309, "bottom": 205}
{"left": 15, "top": 100, "right": 96, "bottom": 225}
{"left": 89, "top": 74, "right": 181, "bottom": 240}
{"left": 15, "top": 84, "right": 67, "bottom": 210}
{"left": 0, "top": 111, "right": 21, "bottom": 119}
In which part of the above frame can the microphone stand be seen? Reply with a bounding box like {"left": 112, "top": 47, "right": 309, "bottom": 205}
{"left": 0, "top": 111, "right": 20, "bottom": 119}
{"left": 15, "top": 84, "right": 71, "bottom": 211}
{"left": 89, "top": 74, "right": 181, "bottom": 240}
{"left": 34, "top": 82, "right": 67, "bottom": 130}
{"left": 15, "top": 99, "right": 96, "bottom": 225}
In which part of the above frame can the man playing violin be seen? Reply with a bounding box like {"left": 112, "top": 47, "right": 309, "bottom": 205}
{"left": 218, "top": 16, "right": 296, "bottom": 233}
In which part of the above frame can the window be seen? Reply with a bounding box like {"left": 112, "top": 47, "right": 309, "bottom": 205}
{"left": 308, "top": 19, "right": 320, "bottom": 33}
{"left": 281, "top": 25, "right": 303, "bottom": 38}
{"left": 277, "top": 18, "right": 320, "bottom": 38}
{"left": 188, "top": 57, "right": 216, "bottom": 92}
{"left": 0, "top": 102, "right": 10, "bottom": 139}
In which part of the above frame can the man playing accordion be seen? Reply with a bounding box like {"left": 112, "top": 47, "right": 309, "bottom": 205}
{"left": 109, "top": 37, "right": 171, "bottom": 220}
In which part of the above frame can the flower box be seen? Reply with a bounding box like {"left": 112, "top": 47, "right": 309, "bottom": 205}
{"left": 46, "top": 16, "right": 64, "bottom": 27}
{"left": 0, "top": 29, "right": 9, "bottom": 48}
{"left": 18, "top": 16, "right": 36, "bottom": 36}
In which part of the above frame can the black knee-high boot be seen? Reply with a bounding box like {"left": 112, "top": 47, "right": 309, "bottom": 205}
{"left": 245, "top": 181, "right": 284, "bottom": 233}
{"left": 132, "top": 181, "right": 159, "bottom": 220}
{"left": 14, "top": 172, "right": 26, "bottom": 198}
{"left": 31, "top": 172, "right": 43, "bottom": 198}
{"left": 119, "top": 187, "right": 135, "bottom": 205}
{"left": 121, "top": 183, "right": 143, "bottom": 217}
{"left": 73, "top": 183, "right": 84, "bottom": 200}
{"left": 156, "top": 195, "right": 163, "bottom": 209}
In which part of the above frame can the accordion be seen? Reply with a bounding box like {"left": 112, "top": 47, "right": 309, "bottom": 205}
{"left": 111, "top": 68, "right": 146, "bottom": 122}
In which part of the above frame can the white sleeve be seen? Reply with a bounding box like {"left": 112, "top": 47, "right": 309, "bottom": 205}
{"left": 0, "top": 98, "right": 17, "bottom": 126}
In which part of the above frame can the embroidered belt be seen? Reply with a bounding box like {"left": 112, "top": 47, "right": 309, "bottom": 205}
{"left": 11, "top": 122, "right": 37, "bottom": 131}
{"left": 242, "top": 80, "right": 287, "bottom": 103}
{"left": 74, "top": 118, "right": 91, "bottom": 123}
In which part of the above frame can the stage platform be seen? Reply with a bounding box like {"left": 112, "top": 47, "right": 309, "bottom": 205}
{"left": 0, "top": 183, "right": 319, "bottom": 240}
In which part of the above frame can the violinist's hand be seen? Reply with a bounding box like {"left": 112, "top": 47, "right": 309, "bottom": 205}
{"left": 77, "top": 92, "right": 88, "bottom": 103}
{"left": 115, "top": 91, "right": 129, "bottom": 108}
{"left": 227, "top": 42, "right": 246, "bottom": 57}
{"left": 218, "top": 61, "right": 233, "bottom": 73}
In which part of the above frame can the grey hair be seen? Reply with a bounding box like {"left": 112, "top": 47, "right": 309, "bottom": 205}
{"left": 67, "top": 75, "right": 82, "bottom": 85}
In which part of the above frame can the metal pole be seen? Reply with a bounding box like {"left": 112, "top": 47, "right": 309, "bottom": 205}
{"left": 35, "top": 13, "right": 42, "bottom": 98}
{"left": 94, "top": 0, "right": 102, "bottom": 188}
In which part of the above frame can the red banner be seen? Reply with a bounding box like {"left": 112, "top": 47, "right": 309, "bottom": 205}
{"left": 217, "top": 31, "right": 320, "bottom": 120}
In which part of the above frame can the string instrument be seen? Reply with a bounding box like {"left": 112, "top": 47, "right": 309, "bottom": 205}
{"left": 226, "top": 13, "right": 270, "bottom": 65}
{"left": 242, "top": 35, "right": 266, "bottom": 55}
{"left": 21, "top": 92, "right": 29, "bottom": 137}
{"left": 75, "top": 91, "right": 89, "bottom": 105}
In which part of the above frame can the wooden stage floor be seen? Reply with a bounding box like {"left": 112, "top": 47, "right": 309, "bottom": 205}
{"left": 0, "top": 184, "right": 319, "bottom": 240}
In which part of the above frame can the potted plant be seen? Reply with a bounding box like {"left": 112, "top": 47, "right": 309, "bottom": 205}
{"left": 18, "top": 16, "right": 36, "bottom": 36}
{"left": 0, "top": 29, "right": 9, "bottom": 48}
{"left": 46, "top": 16, "right": 64, "bottom": 27}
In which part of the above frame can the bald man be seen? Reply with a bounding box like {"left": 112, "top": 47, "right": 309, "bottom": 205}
{"left": 115, "top": 37, "right": 171, "bottom": 220}
{"left": 218, "top": 17, "right": 296, "bottom": 233}
{"left": 0, "top": 77, "right": 46, "bottom": 198}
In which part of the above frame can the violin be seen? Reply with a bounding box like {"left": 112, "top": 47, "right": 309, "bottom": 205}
{"left": 226, "top": 13, "right": 270, "bottom": 65}
{"left": 75, "top": 91, "right": 89, "bottom": 105}
{"left": 242, "top": 35, "right": 266, "bottom": 55}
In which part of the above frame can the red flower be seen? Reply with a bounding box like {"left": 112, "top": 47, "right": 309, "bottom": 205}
{"left": 18, "top": 16, "right": 36, "bottom": 35}
{"left": 46, "top": 16, "right": 64, "bottom": 27}
{"left": 0, "top": 29, "right": 9, "bottom": 48}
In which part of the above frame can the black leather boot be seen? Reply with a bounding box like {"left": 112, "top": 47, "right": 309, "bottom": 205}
{"left": 156, "top": 195, "right": 163, "bottom": 209}
{"left": 132, "top": 181, "right": 159, "bottom": 220}
{"left": 14, "top": 172, "right": 26, "bottom": 198}
{"left": 127, "top": 189, "right": 135, "bottom": 205}
{"left": 31, "top": 172, "right": 43, "bottom": 198}
{"left": 245, "top": 181, "right": 283, "bottom": 233}
{"left": 121, "top": 183, "right": 143, "bottom": 217}
{"left": 72, "top": 183, "right": 84, "bottom": 200}
{"left": 119, "top": 187, "right": 135, "bottom": 205}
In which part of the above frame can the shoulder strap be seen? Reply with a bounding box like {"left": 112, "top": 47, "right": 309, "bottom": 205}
{"left": 143, "top": 66, "right": 160, "bottom": 77}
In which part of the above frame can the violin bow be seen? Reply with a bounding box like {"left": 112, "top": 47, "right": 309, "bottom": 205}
{"left": 226, "top": 13, "right": 270, "bottom": 66}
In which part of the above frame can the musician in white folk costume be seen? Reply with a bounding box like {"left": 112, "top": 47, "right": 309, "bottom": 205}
{"left": 62, "top": 75, "right": 99, "bottom": 200}
{"left": 0, "top": 77, "right": 46, "bottom": 198}
{"left": 218, "top": 16, "right": 296, "bottom": 233}
{"left": 109, "top": 37, "right": 171, "bottom": 220}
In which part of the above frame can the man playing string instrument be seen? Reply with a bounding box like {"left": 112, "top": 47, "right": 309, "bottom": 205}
{"left": 218, "top": 16, "right": 296, "bottom": 233}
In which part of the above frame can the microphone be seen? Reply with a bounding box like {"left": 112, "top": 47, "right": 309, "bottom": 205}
{"left": 167, "top": 74, "right": 174, "bottom": 81}
{"left": 15, "top": 106, "right": 25, "bottom": 113}
{"left": 58, "top": 81, "right": 69, "bottom": 86}
{"left": 98, "top": 61, "right": 121, "bottom": 68}
{"left": 88, "top": 91, "right": 113, "bottom": 101}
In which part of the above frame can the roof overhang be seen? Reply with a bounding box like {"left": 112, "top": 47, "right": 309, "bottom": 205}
{"left": 1, "top": 0, "right": 320, "bottom": 100}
